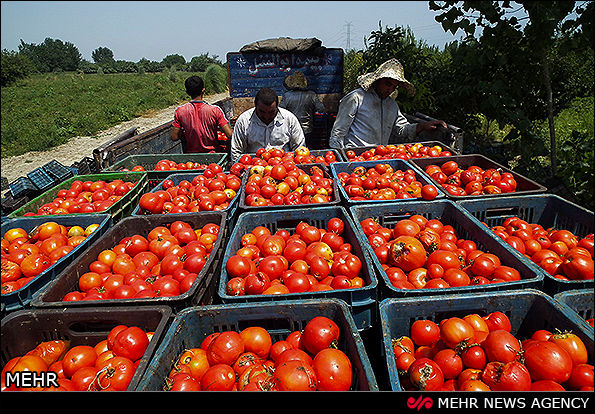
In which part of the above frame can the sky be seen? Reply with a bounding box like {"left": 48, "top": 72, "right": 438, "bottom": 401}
{"left": 1, "top": 1, "right": 464, "bottom": 63}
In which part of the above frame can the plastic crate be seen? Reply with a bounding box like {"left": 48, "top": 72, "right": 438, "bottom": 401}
{"left": 338, "top": 141, "right": 459, "bottom": 162}
{"left": 135, "top": 299, "right": 378, "bottom": 391}
{"left": 131, "top": 171, "right": 241, "bottom": 230}
{"left": 74, "top": 156, "right": 101, "bottom": 175}
{"left": 329, "top": 158, "right": 446, "bottom": 207}
{"left": 458, "top": 194, "right": 594, "bottom": 294}
{"left": 7, "top": 172, "right": 148, "bottom": 223}
{"left": 30, "top": 211, "right": 227, "bottom": 313}
{"left": 1, "top": 176, "right": 9, "bottom": 191}
{"left": 217, "top": 206, "right": 378, "bottom": 331}
{"left": 27, "top": 167, "right": 56, "bottom": 193}
{"left": 554, "top": 289, "right": 594, "bottom": 337}
{"left": 1, "top": 194, "right": 30, "bottom": 216}
{"left": 9, "top": 176, "right": 38, "bottom": 199}
{"left": 101, "top": 153, "right": 228, "bottom": 188}
{"left": 238, "top": 163, "right": 342, "bottom": 211}
{"left": 42, "top": 160, "right": 74, "bottom": 184}
{"left": 408, "top": 153, "right": 547, "bottom": 200}
{"left": 1, "top": 214, "right": 112, "bottom": 314}
{"left": 349, "top": 199, "right": 544, "bottom": 298}
{"left": 379, "top": 289, "right": 594, "bottom": 391}
{"left": 1, "top": 305, "right": 172, "bottom": 391}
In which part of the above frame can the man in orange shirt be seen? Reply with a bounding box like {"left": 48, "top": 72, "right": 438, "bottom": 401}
{"left": 171, "top": 76, "right": 232, "bottom": 152}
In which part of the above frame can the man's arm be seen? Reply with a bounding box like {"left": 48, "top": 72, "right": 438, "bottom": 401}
{"left": 329, "top": 93, "right": 359, "bottom": 149}
{"left": 171, "top": 126, "right": 182, "bottom": 142}
{"left": 221, "top": 123, "right": 233, "bottom": 140}
{"left": 288, "top": 114, "right": 306, "bottom": 151}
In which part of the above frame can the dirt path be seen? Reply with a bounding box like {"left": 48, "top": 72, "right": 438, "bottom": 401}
{"left": 1, "top": 92, "right": 230, "bottom": 184}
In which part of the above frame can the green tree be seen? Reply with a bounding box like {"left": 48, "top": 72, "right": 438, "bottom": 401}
{"left": 188, "top": 53, "right": 222, "bottom": 72}
{"left": 18, "top": 37, "right": 81, "bottom": 72}
{"left": 161, "top": 54, "right": 186, "bottom": 69}
{"left": 1, "top": 49, "right": 36, "bottom": 86}
{"left": 92, "top": 46, "right": 115, "bottom": 67}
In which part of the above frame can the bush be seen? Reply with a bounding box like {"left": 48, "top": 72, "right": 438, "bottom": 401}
{"left": 1, "top": 49, "right": 36, "bottom": 86}
{"left": 204, "top": 64, "right": 227, "bottom": 94}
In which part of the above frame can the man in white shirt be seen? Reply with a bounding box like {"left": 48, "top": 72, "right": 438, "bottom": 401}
{"left": 231, "top": 88, "right": 306, "bottom": 162}
{"left": 329, "top": 58, "right": 446, "bottom": 149}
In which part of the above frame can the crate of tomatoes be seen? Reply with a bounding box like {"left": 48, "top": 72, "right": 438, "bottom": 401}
{"left": 1, "top": 305, "right": 172, "bottom": 391}
{"left": 554, "top": 289, "right": 594, "bottom": 337}
{"left": 339, "top": 141, "right": 459, "bottom": 162}
{"left": 218, "top": 206, "right": 378, "bottom": 331}
{"left": 133, "top": 163, "right": 243, "bottom": 229}
{"left": 239, "top": 163, "right": 341, "bottom": 210}
{"left": 135, "top": 299, "right": 378, "bottom": 391}
{"left": 1, "top": 214, "right": 111, "bottom": 313}
{"left": 409, "top": 154, "right": 547, "bottom": 199}
{"left": 350, "top": 199, "right": 544, "bottom": 298}
{"left": 379, "top": 289, "right": 593, "bottom": 391}
{"left": 458, "top": 194, "right": 593, "bottom": 294}
{"left": 7, "top": 172, "right": 148, "bottom": 223}
{"left": 29, "top": 211, "right": 226, "bottom": 313}
{"left": 330, "top": 159, "right": 444, "bottom": 207}
{"left": 101, "top": 153, "right": 228, "bottom": 188}
{"left": 232, "top": 146, "right": 344, "bottom": 169}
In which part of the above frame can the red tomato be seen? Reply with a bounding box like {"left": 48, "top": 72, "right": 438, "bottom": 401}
{"left": 410, "top": 319, "right": 441, "bottom": 346}
{"left": 111, "top": 326, "right": 150, "bottom": 362}
{"left": 482, "top": 361, "right": 531, "bottom": 391}
{"left": 270, "top": 360, "right": 317, "bottom": 391}
{"left": 301, "top": 316, "right": 340, "bottom": 355}
{"left": 408, "top": 357, "right": 444, "bottom": 391}
{"left": 523, "top": 340, "right": 573, "bottom": 383}
{"left": 311, "top": 348, "right": 352, "bottom": 391}
{"left": 240, "top": 326, "right": 272, "bottom": 359}
{"left": 206, "top": 331, "right": 244, "bottom": 366}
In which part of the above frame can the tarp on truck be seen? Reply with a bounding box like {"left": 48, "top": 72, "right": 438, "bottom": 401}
{"left": 239, "top": 37, "right": 325, "bottom": 55}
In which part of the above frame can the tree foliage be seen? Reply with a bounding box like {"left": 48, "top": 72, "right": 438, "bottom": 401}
{"left": 1, "top": 49, "right": 36, "bottom": 86}
{"left": 92, "top": 46, "right": 115, "bottom": 67}
{"left": 18, "top": 37, "right": 82, "bottom": 72}
{"left": 161, "top": 54, "right": 186, "bottom": 69}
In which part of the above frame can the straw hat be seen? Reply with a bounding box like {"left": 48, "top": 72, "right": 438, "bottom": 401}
{"left": 283, "top": 71, "right": 308, "bottom": 90}
{"left": 357, "top": 58, "right": 416, "bottom": 96}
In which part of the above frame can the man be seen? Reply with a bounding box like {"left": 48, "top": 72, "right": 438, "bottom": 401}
{"left": 329, "top": 58, "right": 446, "bottom": 149}
{"left": 279, "top": 71, "right": 325, "bottom": 149}
{"left": 171, "top": 75, "right": 232, "bottom": 153}
{"left": 231, "top": 87, "right": 306, "bottom": 162}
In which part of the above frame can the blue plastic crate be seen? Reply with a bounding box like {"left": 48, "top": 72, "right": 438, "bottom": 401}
{"left": 379, "top": 289, "right": 594, "bottom": 391}
{"left": 27, "top": 167, "right": 56, "bottom": 192}
{"left": 1, "top": 305, "right": 172, "bottom": 391}
{"left": 9, "top": 176, "right": 37, "bottom": 198}
{"left": 329, "top": 158, "right": 446, "bottom": 207}
{"left": 238, "top": 163, "right": 342, "bottom": 211}
{"left": 408, "top": 153, "right": 547, "bottom": 200}
{"left": 30, "top": 211, "right": 227, "bottom": 313}
{"left": 217, "top": 205, "right": 378, "bottom": 331}
{"left": 135, "top": 299, "right": 378, "bottom": 391}
{"left": 349, "top": 199, "right": 544, "bottom": 298}
{"left": 132, "top": 171, "right": 241, "bottom": 229}
{"left": 1, "top": 214, "right": 112, "bottom": 313}
{"left": 458, "top": 194, "right": 594, "bottom": 294}
{"left": 42, "top": 159, "right": 74, "bottom": 184}
{"left": 554, "top": 289, "right": 594, "bottom": 337}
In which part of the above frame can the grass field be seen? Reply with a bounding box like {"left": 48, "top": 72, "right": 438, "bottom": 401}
{"left": 1, "top": 71, "right": 210, "bottom": 158}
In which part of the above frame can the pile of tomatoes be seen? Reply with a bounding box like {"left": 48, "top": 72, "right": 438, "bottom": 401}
{"left": 361, "top": 215, "right": 523, "bottom": 290}
{"left": 236, "top": 146, "right": 338, "bottom": 167}
{"left": 22, "top": 178, "right": 138, "bottom": 216}
{"left": 60, "top": 220, "right": 219, "bottom": 301}
{"left": 1, "top": 222, "right": 98, "bottom": 295}
{"left": 485, "top": 216, "right": 594, "bottom": 281}
{"left": 119, "top": 159, "right": 210, "bottom": 172}
{"left": 225, "top": 218, "right": 365, "bottom": 295}
{"left": 165, "top": 316, "right": 354, "bottom": 391}
{"left": 335, "top": 163, "right": 439, "bottom": 201}
{"left": 423, "top": 161, "right": 518, "bottom": 196}
{"left": 244, "top": 163, "right": 335, "bottom": 207}
{"left": 392, "top": 311, "right": 594, "bottom": 391}
{"left": 2, "top": 324, "right": 152, "bottom": 391}
{"left": 344, "top": 143, "right": 453, "bottom": 162}
{"left": 138, "top": 163, "right": 242, "bottom": 214}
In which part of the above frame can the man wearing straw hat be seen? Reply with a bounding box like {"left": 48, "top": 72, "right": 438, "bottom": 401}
{"left": 280, "top": 71, "right": 325, "bottom": 149}
{"left": 329, "top": 58, "right": 446, "bottom": 149}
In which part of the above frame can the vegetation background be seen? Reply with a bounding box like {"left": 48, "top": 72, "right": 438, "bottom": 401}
{"left": 1, "top": 1, "right": 593, "bottom": 209}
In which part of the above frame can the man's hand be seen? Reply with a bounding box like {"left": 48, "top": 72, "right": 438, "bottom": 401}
{"left": 416, "top": 119, "right": 448, "bottom": 135}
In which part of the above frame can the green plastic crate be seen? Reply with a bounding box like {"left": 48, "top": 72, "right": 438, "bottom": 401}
{"left": 7, "top": 172, "right": 148, "bottom": 223}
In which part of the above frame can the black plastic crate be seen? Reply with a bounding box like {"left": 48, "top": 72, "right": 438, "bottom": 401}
{"left": 9, "top": 176, "right": 38, "bottom": 199}
{"left": 409, "top": 153, "right": 547, "bottom": 200}
{"left": 379, "top": 289, "right": 594, "bottom": 391}
{"left": 458, "top": 194, "right": 594, "bottom": 294}
{"left": 217, "top": 206, "right": 378, "bottom": 331}
{"left": 75, "top": 156, "right": 101, "bottom": 175}
{"left": 135, "top": 299, "right": 378, "bottom": 391}
{"left": 30, "top": 211, "right": 227, "bottom": 313}
{"left": 1, "top": 305, "right": 172, "bottom": 391}
{"left": 42, "top": 160, "right": 74, "bottom": 184}
{"left": 27, "top": 167, "right": 56, "bottom": 193}
{"left": 1, "top": 194, "right": 30, "bottom": 216}
{"left": 349, "top": 199, "right": 544, "bottom": 298}
{"left": 554, "top": 289, "right": 594, "bottom": 336}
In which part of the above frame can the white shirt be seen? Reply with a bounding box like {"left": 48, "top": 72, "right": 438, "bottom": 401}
{"left": 329, "top": 87, "right": 417, "bottom": 149}
{"left": 231, "top": 107, "right": 306, "bottom": 162}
